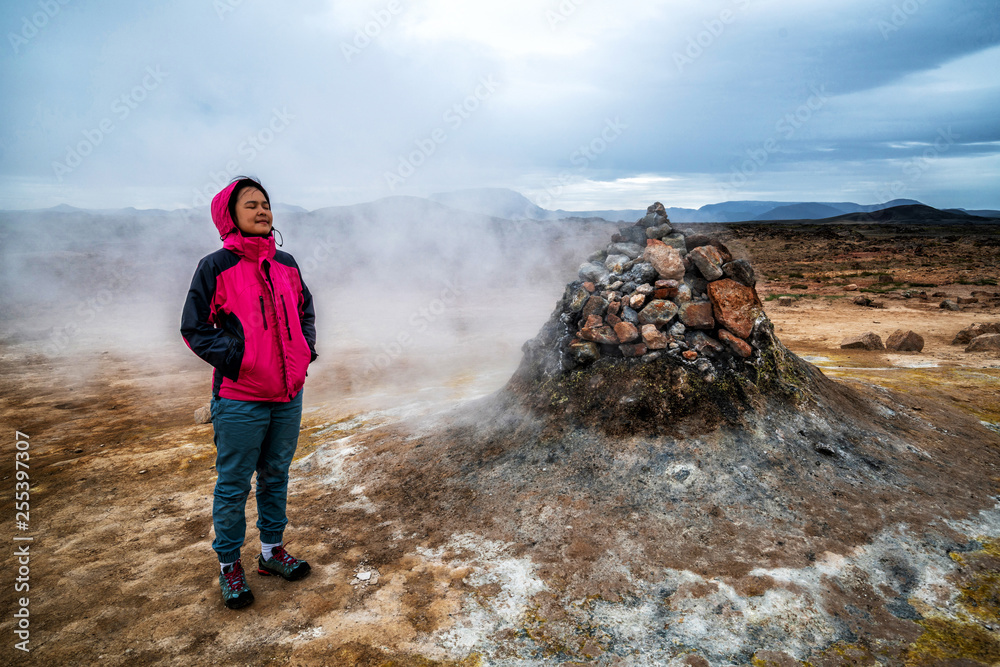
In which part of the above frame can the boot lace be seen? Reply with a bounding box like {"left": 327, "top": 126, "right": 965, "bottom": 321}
{"left": 271, "top": 543, "right": 298, "bottom": 565}
{"left": 223, "top": 561, "right": 247, "bottom": 591}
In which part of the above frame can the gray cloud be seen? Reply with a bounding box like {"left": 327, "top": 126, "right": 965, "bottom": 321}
{"left": 0, "top": 0, "right": 997, "bottom": 210}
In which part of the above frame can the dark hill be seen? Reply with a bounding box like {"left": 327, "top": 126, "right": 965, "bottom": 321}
{"left": 822, "top": 203, "right": 995, "bottom": 223}
{"left": 754, "top": 202, "right": 844, "bottom": 221}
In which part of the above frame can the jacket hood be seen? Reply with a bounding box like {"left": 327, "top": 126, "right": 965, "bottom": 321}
{"left": 211, "top": 181, "right": 240, "bottom": 238}
{"left": 210, "top": 181, "right": 276, "bottom": 263}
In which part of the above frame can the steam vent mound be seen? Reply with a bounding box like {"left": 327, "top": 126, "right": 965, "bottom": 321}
{"left": 507, "top": 201, "right": 808, "bottom": 435}
{"left": 321, "top": 202, "right": 1000, "bottom": 665}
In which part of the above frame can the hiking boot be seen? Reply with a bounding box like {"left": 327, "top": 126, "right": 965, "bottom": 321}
{"left": 257, "top": 544, "right": 311, "bottom": 581}
{"left": 219, "top": 559, "right": 254, "bottom": 609}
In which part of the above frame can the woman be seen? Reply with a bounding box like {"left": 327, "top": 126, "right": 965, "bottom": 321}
{"left": 181, "top": 177, "right": 318, "bottom": 610}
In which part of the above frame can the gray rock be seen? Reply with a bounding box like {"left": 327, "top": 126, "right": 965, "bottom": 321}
{"left": 668, "top": 322, "right": 686, "bottom": 337}
{"left": 939, "top": 300, "right": 960, "bottom": 311}
{"left": 608, "top": 242, "right": 645, "bottom": 260}
{"left": 578, "top": 262, "right": 610, "bottom": 285}
{"left": 641, "top": 351, "right": 663, "bottom": 363}
{"left": 605, "top": 254, "right": 630, "bottom": 273}
{"left": 569, "top": 340, "right": 601, "bottom": 363}
{"left": 638, "top": 300, "right": 679, "bottom": 326}
{"left": 637, "top": 212, "right": 666, "bottom": 228}
{"left": 661, "top": 233, "right": 687, "bottom": 254}
{"left": 646, "top": 224, "right": 674, "bottom": 240}
{"left": 688, "top": 245, "right": 725, "bottom": 281}
{"left": 722, "top": 259, "right": 756, "bottom": 287}
{"left": 777, "top": 296, "right": 795, "bottom": 307}
{"left": 567, "top": 288, "right": 591, "bottom": 313}
{"left": 624, "top": 262, "right": 657, "bottom": 285}
{"left": 620, "top": 305, "right": 639, "bottom": 325}
{"left": 618, "top": 225, "right": 648, "bottom": 246}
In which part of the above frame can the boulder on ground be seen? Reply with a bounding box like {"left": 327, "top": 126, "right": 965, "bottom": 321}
{"left": 840, "top": 332, "right": 885, "bottom": 350}
{"left": 957, "top": 297, "right": 979, "bottom": 305}
{"left": 939, "top": 300, "right": 960, "bottom": 311}
{"left": 952, "top": 322, "right": 1000, "bottom": 345}
{"left": 844, "top": 284, "right": 859, "bottom": 291}
{"left": 885, "top": 330, "right": 924, "bottom": 352}
{"left": 194, "top": 405, "right": 212, "bottom": 424}
{"left": 777, "top": 296, "right": 795, "bottom": 307}
{"left": 966, "top": 334, "right": 1000, "bottom": 353}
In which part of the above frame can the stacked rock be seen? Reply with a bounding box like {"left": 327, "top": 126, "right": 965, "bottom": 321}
{"left": 561, "top": 202, "right": 761, "bottom": 382}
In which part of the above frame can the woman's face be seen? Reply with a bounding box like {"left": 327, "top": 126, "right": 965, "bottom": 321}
{"left": 233, "top": 187, "right": 273, "bottom": 236}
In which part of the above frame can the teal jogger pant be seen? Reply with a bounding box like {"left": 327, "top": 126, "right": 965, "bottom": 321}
{"left": 209, "top": 388, "right": 303, "bottom": 564}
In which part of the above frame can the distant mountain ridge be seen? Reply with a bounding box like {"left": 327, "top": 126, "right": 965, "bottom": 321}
{"left": 8, "top": 189, "right": 999, "bottom": 223}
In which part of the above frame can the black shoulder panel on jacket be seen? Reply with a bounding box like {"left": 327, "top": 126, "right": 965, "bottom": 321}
{"left": 273, "top": 250, "right": 299, "bottom": 269}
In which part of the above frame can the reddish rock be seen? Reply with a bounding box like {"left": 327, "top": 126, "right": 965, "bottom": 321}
{"left": 688, "top": 244, "right": 724, "bottom": 281}
{"left": 583, "top": 314, "right": 603, "bottom": 329}
{"left": 628, "top": 293, "right": 646, "bottom": 310}
{"left": 653, "top": 289, "right": 673, "bottom": 300}
{"left": 582, "top": 282, "right": 596, "bottom": 293}
{"left": 679, "top": 301, "right": 715, "bottom": 330}
{"left": 613, "top": 321, "right": 639, "bottom": 344}
{"left": 957, "top": 297, "right": 979, "bottom": 305}
{"left": 718, "top": 329, "right": 752, "bottom": 358}
{"left": 642, "top": 239, "right": 685, "bottom": 281}
{"left": 582, "top": 295, "right": 609, "bottom": 318}
{"left": 885, "top": 329, "right": 924, "bottom": 352}
{"left": 569, "top": 340, "right": 600, "bottom": 363}
{"left": 579, "top": 324, "right": 619, "bottom": 345}
{"left": 637, "top": 299, "right": 679, "bottom": 326}
{"left": 682, "top": 350, "right": 698, "bottom": 361}
{"left": 619, "top": 343, "right": 648, "bottom": 357}
{"left": 606, "top": 313, "right": 622, "bottom": 327}
{"left": 635, "top": 284, "right": 654, "bottom": 295}
{"left": 844, "top": 284, "right": 859, "bottom": 291}
{"left": 641, "top": 324, "right": 669, "bottom": 350}
{"left": 840, "top": 332, "right": 885, "bottom": 350}
{"left": 707, "top": 279, "right": 762, "bottom": 339}
{"left": 952, "top": 322, "right": 1000, "bottom": 345}
{"left": 966, "top": 333, "right": 1000, "bottom": 353}
{"left": 607, "top": 300, "right": 621, "bottom": 316}
{"left": 655, "top": 279, "right": 679, "bottom": 289}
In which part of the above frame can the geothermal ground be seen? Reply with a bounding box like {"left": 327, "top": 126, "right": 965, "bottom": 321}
{"left": 1, "top": 221, "right": 999, "bottom": 666}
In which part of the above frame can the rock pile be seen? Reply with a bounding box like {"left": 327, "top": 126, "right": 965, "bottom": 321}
{"left": 509, "top": 202, "right": 812, "bottom": 434}
{"left": 561, "top": 202, "right": 761, "bottom": 381}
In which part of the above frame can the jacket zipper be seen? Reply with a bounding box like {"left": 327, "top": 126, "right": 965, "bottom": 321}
{"left": 280, "top": 294, "right": 292, "bottom": 341}
{"left": 259, "top": 296, "right": 268, "bottom": 330}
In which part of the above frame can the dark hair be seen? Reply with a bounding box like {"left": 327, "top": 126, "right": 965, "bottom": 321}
{"left": 227, "top": 176, "right": 270, "bottom": 230}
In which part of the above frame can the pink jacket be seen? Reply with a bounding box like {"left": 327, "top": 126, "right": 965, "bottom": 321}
{"left": 181, "top": 182, "right": 317, "bottom": 402}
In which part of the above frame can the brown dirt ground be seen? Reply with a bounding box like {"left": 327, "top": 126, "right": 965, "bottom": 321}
{"left": 1, "top": 222, "right": 998, "bottom": 666}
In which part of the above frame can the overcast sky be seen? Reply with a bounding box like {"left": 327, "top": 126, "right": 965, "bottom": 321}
{"left": 1, "top": 0, "right": 998, "bottom": 211}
